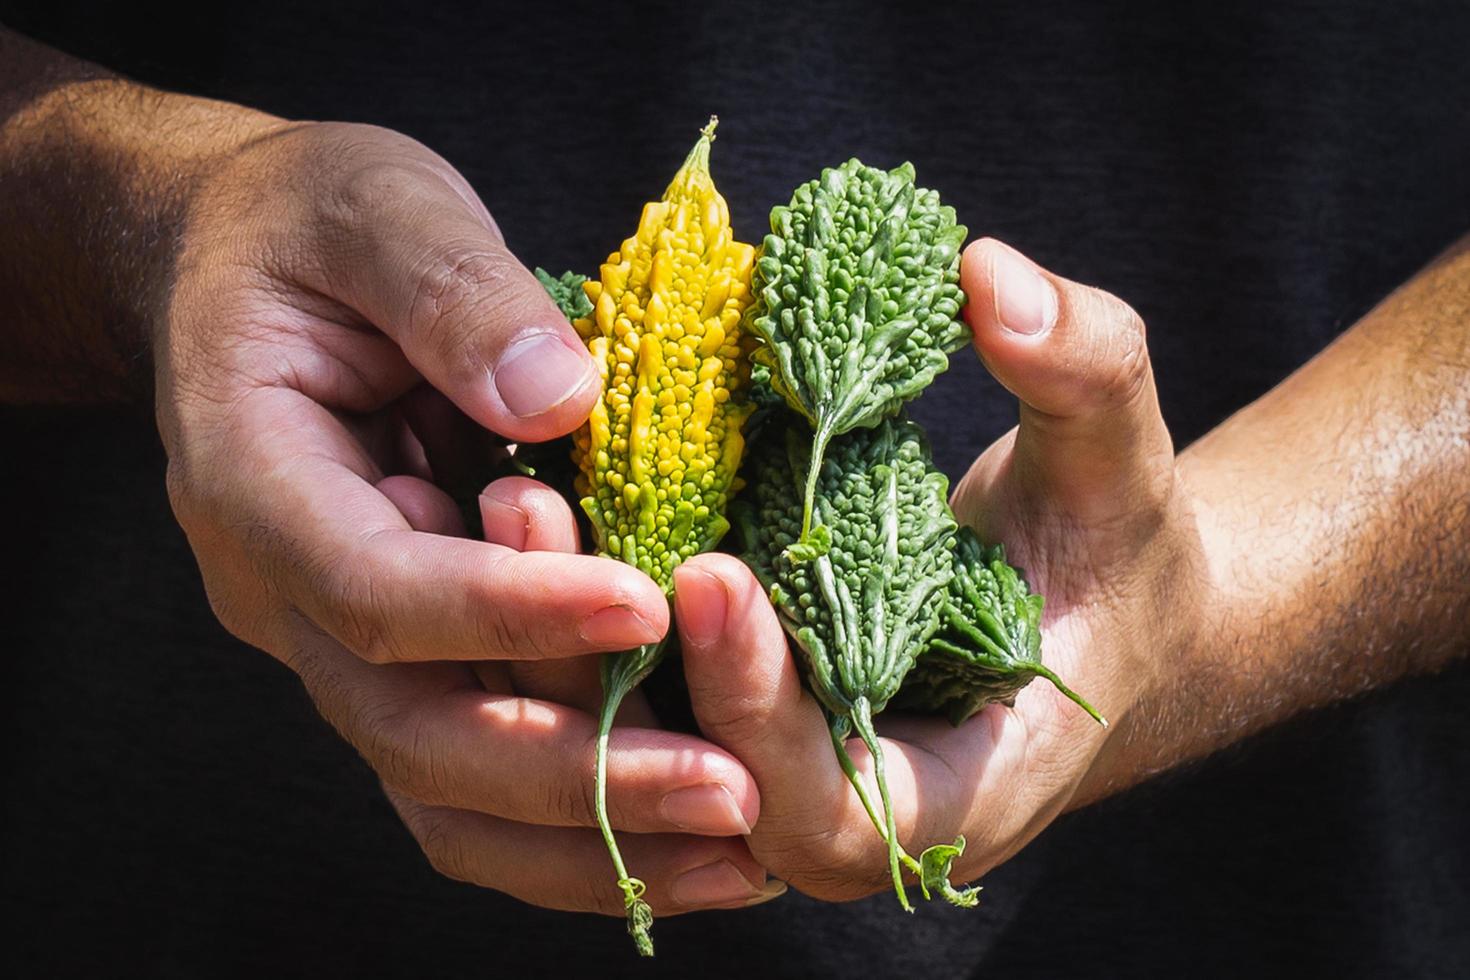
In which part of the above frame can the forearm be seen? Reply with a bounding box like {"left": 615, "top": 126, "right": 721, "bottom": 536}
{"left": 0, "top": 29, "right": 282, "bottom": 402}
{"left": 1097, "top": 235, "right": 1470, "bottom": 792}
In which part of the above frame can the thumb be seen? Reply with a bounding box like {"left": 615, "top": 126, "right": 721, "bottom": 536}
{"left": 958, "top": 238, "right": 1175, "bottom": 524}
{"left": 321, "top": 167, "right": 599, "bottom": 443}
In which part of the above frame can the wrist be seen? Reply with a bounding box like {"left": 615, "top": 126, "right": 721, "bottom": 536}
{"left": 1, "top": 47, "right": 284, "bottom": 402}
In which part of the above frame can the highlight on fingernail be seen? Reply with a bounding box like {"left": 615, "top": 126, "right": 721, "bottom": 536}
{"left": 492, "top": 330, "right": 594, "bottom": 418}
{"left": 659, "top": 783, "right": 752, "bottom": 836}
{"left": 478, "top": 494, "right": 530, "bottom": 551}
{"left": 579, "top": 602, "right": 662, "bottom": 647}
{"left": 990, "top": 243, "right": 1058, "bottom": 336}
{"left": 673, "top": 565, "right": 729, "bottom": 648}
{"left": 671, "top": 859, "right": 773, "bottom": 908}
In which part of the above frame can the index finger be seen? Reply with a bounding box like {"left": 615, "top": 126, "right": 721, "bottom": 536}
{"left": 185, "top": 384, "right": 666, "bottom": 662}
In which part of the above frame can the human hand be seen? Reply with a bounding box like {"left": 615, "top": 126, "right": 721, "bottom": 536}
{"left": 156, "top": 120, "right": 778, "bottom": 914}
{"left": 672, "top": 237, "right": 1207, "bottom": 899}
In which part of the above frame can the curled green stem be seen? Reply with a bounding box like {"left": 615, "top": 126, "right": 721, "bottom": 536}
{"left": 596, "top": 641, "right": 668, "bottom": 957}
{"left": 830, "top": 705, "right": 982, "bottom": 910}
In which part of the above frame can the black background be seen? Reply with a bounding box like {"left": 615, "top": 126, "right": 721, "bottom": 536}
{"left": 3, "top": 0, "right": 1468, "bottom": 976}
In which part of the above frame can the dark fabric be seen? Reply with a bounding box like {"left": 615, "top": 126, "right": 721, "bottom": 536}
{"left": 2, "top": 0, "right": 1468, "bottom": 976}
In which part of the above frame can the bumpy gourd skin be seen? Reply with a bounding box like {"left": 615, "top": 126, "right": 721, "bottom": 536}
{"left": 534, "top": 267, "right": 594, "bottom": 321}
{"left": 741, "top": 417, "right": 955, "bottom": 715}
{"left": 572, "top": 126, "right": 756, "bottom": 588}
{"left": 745, "top": 159, "right": 969, "bottom": 556}
{"left": 738, "top": 415, "right": 977, "bottom": 911}
{"left": 894, "top": 528, "right": 1105, "bottom": 727}
{"left": 570, "top": 119, "right": 755, "bottom": 957}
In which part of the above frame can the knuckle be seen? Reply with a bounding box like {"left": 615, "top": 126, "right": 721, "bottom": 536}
{"left": 469, "top": 560, "right": 550, "bottom": 658}
{"left": 1088, "top": 285, "right": 1146, "bottom": 339}
{"left": 200, "top": 575, "right": 251, "bottom": 641}
{"left": 792, "top": 868, "right": 884, "bottom": 904}
{"left": 1081, "top": 289, "right": 1151, "bottom": 407}
{"left": 698, "top": 690, "right": 777, "bottom": 747}
{"left": 162, "top": 439, "right": 237, "bottom": 541}
{"left": 502, "top": 709, "right": 597, "bottom": 825}
{"left": 320, "top": 122, "right": 439, "bottom": 172}
{"left": 1098, "top": 343, "right": 1151, "bottom": 410}
{"left": 163, "top": 460, "right": 202, "bottom": 532}
{"left": 750, "top": 814, "right": 894, "bottom": 901}
{"left": 768, "top": 842, "right": 886, "bottom": 902}
{"left": 329, "top": 159, "right": 433, "bottom": 229}
{"left": 573, "top": 870, "right": 632, "bottom": 916}
{"left": 547, "top": 781, "right": 589, "bottom": 826}
{"left": 473, "top": 600, "right": 532, "bottom": 659}
{"left": 360, "top": 701, "right": 424, "bottom": 793}
{"left": 416, "top": 815, "right": 474, "bottom": 884}
{"left": 758, "top": 821, "right": 854, "bottom": 871}
{"left": 164, "top": 472, "right": 279, "bottom": 649}
{"left": 477, "top": 608, "right": 531, "bottom": 660}
{"left": 543, "top": 750, "right": 599, "bottom": 826}
{"left": 313, "top": 559, "right": 407, "bottom": 664}
{"left": 362, "top": 698, "right": 468, "bottom": 813}
{"left": 341, "top": 608, "right": 396, "bottom": 663}
{"left": 407, "top": 249, "right": 522, "bottom": 370}
{"left": 401, "top": 715, "right": 458, "bottom": 806}
{"left": 351, "top": 624, "right": 400, "bottom": 665}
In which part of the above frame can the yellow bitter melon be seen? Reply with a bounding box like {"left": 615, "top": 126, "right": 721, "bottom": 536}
{"left": 570, "top": 117, "right": 756, "bottom": 956}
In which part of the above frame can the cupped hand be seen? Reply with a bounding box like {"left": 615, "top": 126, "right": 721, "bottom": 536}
{"left": 156, "top": 121, "right": 778, "bottom": 914}
{"left": 673, "top": 238, "right": 1208, "bottom": 901}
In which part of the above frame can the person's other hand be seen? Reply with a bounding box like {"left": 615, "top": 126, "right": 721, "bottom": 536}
{"left": 157, "top": 121, "right": 778, "bottom": 914}
{"left": 673, "top": 238, "right": 1205, "bottom": 900}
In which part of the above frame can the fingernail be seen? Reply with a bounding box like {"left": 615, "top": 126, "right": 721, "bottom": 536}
{"left": 990, "top": 244, "right": 1058, "bottom": 336}
{"left": 580, "top": 603, "right": 662, "bottom": 647}
{"left": 478, "top": 495, "right": 528, "bottom": 550}
{"left": 744, "top": 879, "right": 787, "bottom": 907}
{"left": 492, "top": 331, "right": 592, "bottom": 418}
{"left": 659, "top": 784, "right": 752, "bottom": 836}
{"left": 671, "top": 860, "right": 784, "bottom": 909}
{"left": 676, "top": 567, "right": 728, "bottom": 647}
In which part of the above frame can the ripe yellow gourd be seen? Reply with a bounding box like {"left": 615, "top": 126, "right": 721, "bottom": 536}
{"left": 571, "top": 117, "right": 755, "bottom": 957}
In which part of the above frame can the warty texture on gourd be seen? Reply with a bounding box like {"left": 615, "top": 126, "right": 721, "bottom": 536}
{"left": 894, "top": 527, "right": 1106, "bottom": 728}
{"left": 745, "top": 159, "right": 969, "bottom": 558}
{"left": 569, "top": 117, "right": 756, "bottom": 958}
{"left": 572, "top": 122, "right": 757, "bottom": 587}
{"left": 737, "top": 413, "right": 977, "bottom": 912}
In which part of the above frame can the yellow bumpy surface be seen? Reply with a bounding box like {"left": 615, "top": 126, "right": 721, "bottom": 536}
{"left": 572, "top": 121, "right": 756, "bottom": 589}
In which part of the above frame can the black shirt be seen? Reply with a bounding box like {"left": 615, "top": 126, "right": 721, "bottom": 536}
{"left": 3, "top": 1, "right": 1469, "bottom": 976}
